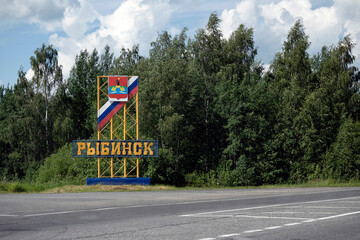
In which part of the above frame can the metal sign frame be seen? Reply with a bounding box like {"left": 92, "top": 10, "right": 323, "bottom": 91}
{"left": 97, "top": 76, "right": 140, "bottom": 178}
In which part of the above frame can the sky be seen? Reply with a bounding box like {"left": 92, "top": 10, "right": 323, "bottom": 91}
{"left": 0, "top": 0, "right": 359, "bottom": 87}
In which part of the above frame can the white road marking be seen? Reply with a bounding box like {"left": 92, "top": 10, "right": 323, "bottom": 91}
{"left": 284, "top": 222, "right": 302, "bottom": 226}
{"left": 265, "top": 226, "right": 283, "bottom": 230}
{"left": 24, "top": 210, "right": 89, "bottom": 217}
{"left": 186, "top": 213, "right": 311, "bottom": 220}
{"left": 4, "top": 191, "right": 358, "bottom": 218}
{"left": 0, "top": 214, "right": 18, "bottom": 217}
{"left": 316, "top": 210, "right": 360, "bottom": 220}
{"left": 234, "top": 215, "right": 311, "bottom": 220}
{"left": 262, "top": 211, "right": 303, "bottom": 214}
{"left": 302, "top": 219, "right": 317, "bottom": 223}
{"left": 181, "top": 203, "right": 288, "bottom": 217}
{"left": 264, "top": 211, "right": 336, "bottom": 214}
{"left": 199, "top": 210, "right": 360, "bottom": 240}
{"left": 219, "top": 233, "right": 241, "bottom": 237}
{"left": 196, "top": 196, "right": 360, "bottom": 240}
{"left": 181, "top": 196, "right": 360, "bottom": 217}
{"left": 185, "top": 214, "right": 234, "bottom": 218}
{"left": 243, "top": 229, "right": 264, "bottom": 233}
{"left": 305, "top": 206, "right": 360, "bottom": 209}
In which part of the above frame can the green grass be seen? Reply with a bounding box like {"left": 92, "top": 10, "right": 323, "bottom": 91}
{"left": 0, "top": 179, "right": 359, "bottom": 194}
{"left": 0, "top": 181, "right": 177, "bottom": 193}
{"left": 0, "top": 181, "right": 72, "bottom": 193}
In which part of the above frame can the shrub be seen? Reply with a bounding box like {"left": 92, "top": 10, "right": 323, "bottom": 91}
{"left": 185, "top": 170, "right": 217, "bottom": 187}
{"left": 8, "top": 182, "right": 26, "bottom": 193}
{"left": 36, "top": 143, "right": 98, "bottom": 184}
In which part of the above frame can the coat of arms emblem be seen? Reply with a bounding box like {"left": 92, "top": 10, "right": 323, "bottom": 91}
{"left": 109, "top": 76, "right": 128, "bottom": 102}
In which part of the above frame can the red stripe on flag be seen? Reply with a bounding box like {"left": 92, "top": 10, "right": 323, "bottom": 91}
{"left": 97, "top": 102, "right": 125, "bottom": 131}
{"left": 128, "top": 85, "right": 138, "bottom": 100}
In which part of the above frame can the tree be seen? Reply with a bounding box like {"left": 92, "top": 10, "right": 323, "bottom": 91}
{"left": 214, "top": 24, "right": 280, "bottom": 185}
{"left": 269, "top": 20, "right": 313, "bottom": 182}
{"left": 191, "top": 13, "right": 227, "bottom": 172}
{"left": 111, "top": 45, "right": 141, "bottom": 75}
{"left": 0, "top": 68, "right": 47, "bottom": 179}
{"left": 30, "top": 44, "right": 63, "bottom": 155}
{"left": 295, "top": 35, "right": 360, "bottom": 179}
{"left": 0, "top": 84, "right": 15, "bottom": 178}
{"left": 325, "top": 118, "right": 360, "bottom": 181}
{"left": 68, "top": 49, "right": 100, "bottom": 139}
{"left": 99, "top": 45, "right": 114, "bottom": 75}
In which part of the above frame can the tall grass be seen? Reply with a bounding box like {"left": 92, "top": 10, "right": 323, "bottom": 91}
{"left": 0, "top": 181, "right": 80, "bottom": 193}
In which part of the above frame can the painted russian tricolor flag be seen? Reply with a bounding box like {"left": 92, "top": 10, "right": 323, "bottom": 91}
{"left": 128, "top": 76, "right": 138, "bottom": 99}
{"left": 97, "top": 76, "right": 139, "bottom": 131}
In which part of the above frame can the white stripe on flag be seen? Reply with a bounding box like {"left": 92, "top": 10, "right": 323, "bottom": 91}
{"left": 98, "top": 101, "right": 112, "bottom": 117}
{"left": 128, "top": 76, "right": 138, "bottom": 86}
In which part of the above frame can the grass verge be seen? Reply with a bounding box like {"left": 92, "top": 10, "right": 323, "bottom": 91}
{"left": 43, "top": 184, "right": 176, "bottom": 193}
{"left": 0, "top": 179, "right": 359, "bottom": 194}
{"left": 0, "top": 181, "right": 177, "bottom": 193}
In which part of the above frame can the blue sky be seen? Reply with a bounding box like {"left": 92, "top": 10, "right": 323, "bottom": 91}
{"left": 0, "top": 0, "right": 359, "bottom": 87}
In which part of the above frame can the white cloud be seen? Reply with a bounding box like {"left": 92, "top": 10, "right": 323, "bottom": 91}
{"left": 62, "top": 0, "right": 98, "bottom": 39}
{"left": 259, "top": 0, "right": 341, "bottom": 56}
{"left": 25, "top": 68, "right": 34, "bottom": 81}
{"left": 219, "top": 0, "right": 360, "bottom": 67}
{"left": 220, "top": 0, "right": 258, "bottom": 39}
{"left": 98, "top": 0, "right": 172, "bottom": 51}
{"left": 0, "top": 0, "right": 79, "bottom": 31}
{"left": 333, "top": 0, "right": 360, "bottom": 67}
{"left": 169, "top": 27, "right": 181, "bottom": 37}
{"left": 2, "top": 0, "right": 359, "bottom": 83}
{"left": 48, "top": 0, "right": 172, "bottom": 79}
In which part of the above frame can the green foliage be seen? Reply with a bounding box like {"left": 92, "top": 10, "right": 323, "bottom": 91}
{"left": 0, "top": 181, "right": 74, "bottom": 193}
{"left": 68, "top": 48, "right": 100, "bottom": 140}
{"left": 185, "top": 170, "right": 217, "bottom": 187}
{"left": 30, "top": 44, "right": 63, "bottom": 156}
{"left": 8, "top": 182, "right": 26, "bottom": 193}
{"left": 0, "top": 14, "right": 359, "bottom": 187}
{"left": 36, "top": 143, "right": 74, "bottom": 183}
{"left": 36, "top": 143, "right": 97, "bottom": 184}
{"left": 325, "top": 118, "right": 360, "bottom": 181}
{"left": 145, "top": 148, "right": 184, "bottom": 186}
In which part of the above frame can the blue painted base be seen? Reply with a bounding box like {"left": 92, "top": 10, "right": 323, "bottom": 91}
{"left": 86, "top": 178, "right": 150, "bottom": 186}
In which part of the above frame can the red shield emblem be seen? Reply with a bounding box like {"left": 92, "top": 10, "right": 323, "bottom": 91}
{"left": 108, "top": 76, "right": 128, "bottom": 102}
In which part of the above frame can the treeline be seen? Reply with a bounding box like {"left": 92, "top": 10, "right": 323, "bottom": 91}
{"left": 1, "top": 14, "right": 359, "bottom": 186}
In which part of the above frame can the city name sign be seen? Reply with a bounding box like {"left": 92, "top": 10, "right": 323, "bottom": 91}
{"left": 73, "top": 140, "right": 158, "bottom": 158}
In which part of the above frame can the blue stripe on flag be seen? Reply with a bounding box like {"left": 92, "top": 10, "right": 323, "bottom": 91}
{"left": 97, "top": 101, "right": 120, "bottom": 124}
{"left": 128, "top": 79, "right": 138, "bottom": 94}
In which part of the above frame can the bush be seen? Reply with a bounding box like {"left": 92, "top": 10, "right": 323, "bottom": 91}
{"left": 185, "top": 170, "right": 217, "bottom": 187}
{"left": 37, "top": 144, "right": 73, "bottom": 183}
{"left": 36, "top": 143, "right": 96, "bottom": 184}
{"left": 144, "top": 148, "right": 185, "bottom": 186}
{"left": 8, "top": 182, "right": 26, "bottom": 193}
{"left": 0, "top": 182, "right": 7, "bottom": 192}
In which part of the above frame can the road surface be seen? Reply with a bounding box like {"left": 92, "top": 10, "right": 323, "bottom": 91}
{"left": 0, "top": 187, "right": 359, "bottom": 239}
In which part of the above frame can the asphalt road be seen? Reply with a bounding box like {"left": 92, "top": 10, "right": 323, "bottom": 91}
{"left": 0, "top": 187, "right": 359, "bottom": 239}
